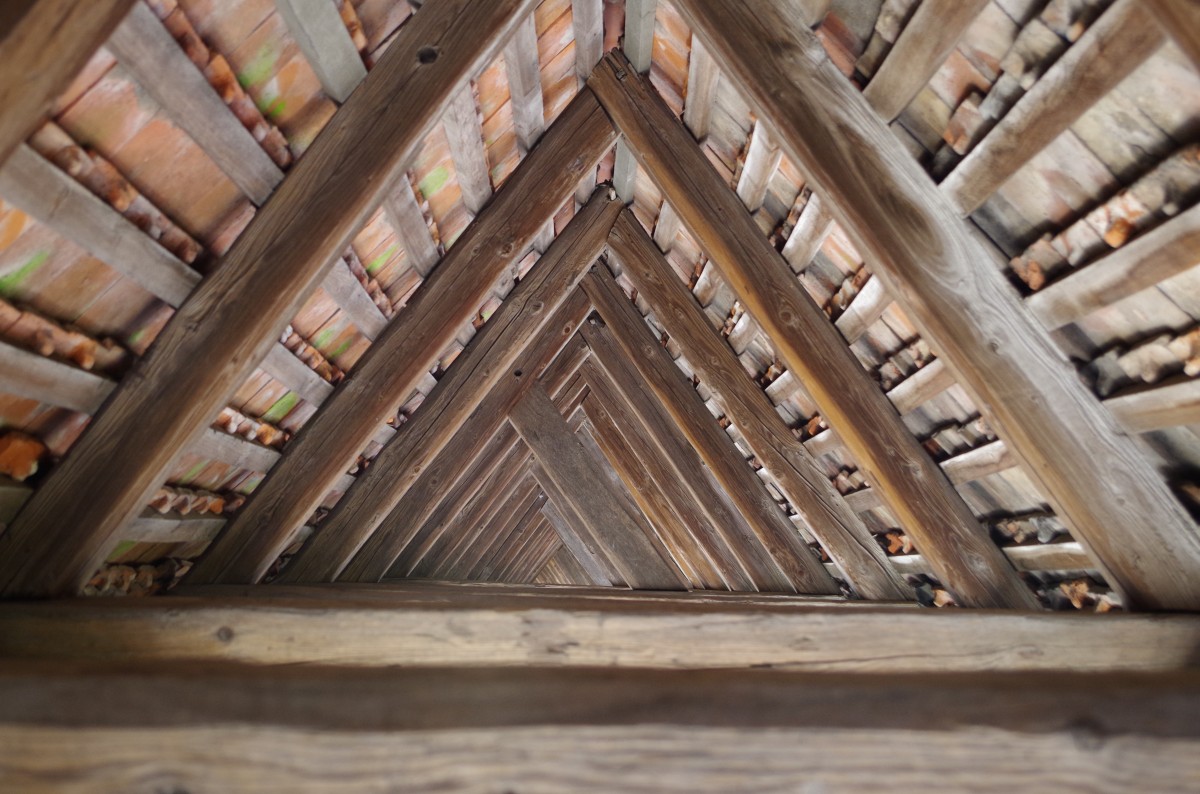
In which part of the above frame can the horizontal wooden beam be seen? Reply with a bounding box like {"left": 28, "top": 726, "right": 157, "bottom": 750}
{"left": 7, "top": 583, "right": 1200, "bottom": 672}
{"left": 0, "top": 0, "right": 539, "bottom": 597}
{"left": 0, "top": 0, "right": 136, "bottom": 167}
{"left": 670, "top": 1, "right": 1200, "bottom": 610}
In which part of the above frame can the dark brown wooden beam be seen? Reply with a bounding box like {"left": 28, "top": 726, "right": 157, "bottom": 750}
{"left": 667, "top": 2, "right": 1200, "bottom": 610}
{"left": 587, "top": 59, "right": 1028, "bottom": 607}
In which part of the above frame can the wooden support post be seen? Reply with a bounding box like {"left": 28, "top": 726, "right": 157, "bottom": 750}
{"left": 511, "top": 384, "right": 688, "bottom": 590}
{"left": 442, "top": 84, "right": 493, "bottom": 216}
{"left": 607, "top": 211, "right": 909, "bottom": 600}
{"left": 940, "top": 0, "right": 1164, "bottom": 215}
{"left": 108, "top": 2, "right": 284, "bottom": 204}
{"left": 0, "top": 0, "right": 540, "bottom": 598}
{"left": 184, "top": 91, "right": 614, "bottom": 587}
{"left": 0, "top": 0, "right": 136, "bottom": 167}
{"left": 862, "top": 0, "right": 990, "bottom": 123}
{"left": 667, "top": 3, "right": 1200, "bottom": 609}
{"left": 504, "top": 15, "right": 545, "bottom": 154}
{"left": 580, "top": 269, "right": 838, "bottom": 595}
{"left": 589, "top": 54, "right": 1033, "bottom": 608}
{"left": 275, "top": 0, "right": 367, "bottom": 104}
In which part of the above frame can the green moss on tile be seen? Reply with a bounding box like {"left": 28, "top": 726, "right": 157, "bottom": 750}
{"left": 366, "top": 243, "right": 399, "bottom": 275}
{"left": 418, "top": 165, "right": 450, "bottom": 197}
{"left": 261, "top": 392, "right": 300, "bottom": 424}
{"left": 0, "top": 250, "right": 49, "bottom": 297}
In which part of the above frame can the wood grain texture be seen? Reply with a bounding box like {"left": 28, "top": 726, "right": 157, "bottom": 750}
{"left": 512, "top": 385, "right": 688, "bottom": 590}
{"left": 537, "top": 487, "right": 621, "bottom": 587}
{"left": 670, "top": 2, "right": 1200, "bottom": 610}
{"left": 1146, "top": 0, "right": 1200, "bottom": 70}
{"left": 1106, "top": 378, "right": 1200, "bottom": 434}
{"left": 108, "top": 1, "right": 284, "bottom": 204}
{"left": 682, "top": 35, "right": 718, "bottom": 140}
{"left": 0, "top": 0, "right": 539, "bottom": 598}
{"left": 862, "top": 0, "right": 990, "bottom": 123}
{"left": 185, "top": 91, "right": 613, "bottom": 587}
{"left": 572, "top": 0, "right": 604, "bottom": 85}
{"left": 735, "top": 121, "right": 783, "bottom": 212}
{"left": 383, "top": 177, "right": 441, "bottom": 277}
{"left": 780, "top": 192, "right": 834, "bottom": 273}
{"left": 8, "top": 585, "right": 1200, "bottom": 672}
{"left": 276, "top": 0, "right": 367, "bottom": 104}
{"left": 0, "top": 339, "right": 114, "bottom": 415}
{"left": 260, "top": 343, "right": 334, "bottom": 405}
{"left": 608, "top": 212, "right": 909, "bottom": 600}
{"left": 320, "top": 259, "right": 388, "bottom": 339}
{"left": 941, "top": 0, "right": 1165, "bottom": 215}
{"left": 1028, "top": 205, "right": 1200, "bottom": 329}
{"left": 580, "top": 269, "right": 838, "bottom": 595}
{"left": 442, "top": 83, "right": 492, "bottom": 215}
{"left": 503, "top": 14, "right": 545, "bottom": 153}
{"left": 0, "top": 0, "right": 136, "bottom": 167}
{"left": 589, "top": 54, "right": 1032, "bottom": 608}
{"left": 890, "top": 541, "right": 1093, "bottom": 578}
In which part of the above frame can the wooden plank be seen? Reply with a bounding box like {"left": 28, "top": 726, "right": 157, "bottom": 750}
{"left": 442, "top": 84, "right": 492, "bottom": 215}
{"left": 612, "top": 0, "right": 656, "bottom": 204}
{"left": 12, "top": 585, "right": 1200, "bottom": 672}
{"left": 125, "top": 511, "right": 225, "bottom": 544}
{"left": 844, "top": 439, "right": 1018, "bottom": 513}
{"left": 509, "top": 520, "right": 561, "bottom": 583}
{"left": 580, "top": 269, "right": 838, "bottom": 595}
{"left": 475, "top": 487, "right": 547, "bottom": 581}
{"left": 735, "top": 122, "right": 783, "bottom": 212}
{"left": 107, "top": 2, "right": 284, "bottom": 205}
{"left": 320, "top": 258, "right": 388, "bottom": 339}
{"left": 188, "top": 428, "right": 280, "bottom": 474}
{"left": 1027, "top": 206, "right": 1200, "bottom": 329}
{"left": 535, "top": 477, "right": 621, "bottom": 587}
{"left": 862, "top": 0, "right": 991, "bottom": 123}
{"left": 259, "top": 344, "right": 334, "bottom": 405}
{"left": 589, "top": 54, "right": 1032, "bottom": 608}
{"left": 0, "top": 144, "right": 199, "bottom": 306}
{"left": 383, "top": 177, "right": 441, "bottom": 278}
{"left": 0, "top": 339, "right": 113, "bottom": 415}
{"left": 572, "top": 0, "right": 604, "bottom": 85}
{"left": 0, "top": 0, "right": 136, "bottom": 167}
{"left": 447, "top": 468, "right": 537, "bottom": 580}
{"left": 607, "top": 212, "right": 909, "bottom": 600}
{"left": 668, "top": 3, "right": 1200, "bottom": 610}
{"left": 185, "top": 92, "right": 614, "bottom": 587}
{"left": 512, "top": 385, "right": 688, "bottom": 590}
{"left": 682, "top": 35, "right": 719, "bottom": 140}
{"left": 890, "top": 542, "right": 1093, "bottom": 578}
{"left": 466, "top": 477, "right": 544, "bottom": 580}
{"left": 652, "top": 201, "right": 681, "bottom": 250}
{"left": 279, "top": 195, "right": 617, "bottom": 584}
{"left": 503, "top": 14, "right": 545, "bottom": 153}
{"left": 0, "top": 0, "right": 540, "bottom": 598}
{"left": 780, "top": 192, "right": 834, "bottom": 273}
{"left": 579, "top": 360, "right": 750, "bottom": 590}
{"left": 1146, "top": 0, "right": 1200, "bottom": 70}
{"left": 1106, "top": 378, "right": 1200, "bottom": 434}
{"left": 941, "top": 0, "right": 1165, "bottom": 215}
{"left": 539, "top": 543, "right": 596, "bottom": 586}
{"left": 275, "top": 0, "right": 367, "bottom": 104}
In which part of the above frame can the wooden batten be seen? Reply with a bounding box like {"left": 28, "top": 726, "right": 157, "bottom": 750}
{"left": 275, "top": 0, "right": 367, "bottom": 104}
{"left": 665, "top": 4, "right": 1200, "bottom": 610}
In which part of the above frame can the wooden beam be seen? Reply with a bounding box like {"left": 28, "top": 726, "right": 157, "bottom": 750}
{"left": 508, "top": 518, "right": 561, "bottom": 583}
{"left": 260, "top": 344, "right": 334, "bottom": 405}
{"left": 780, "top": 192, "right": 834, "bottom": 273}
{"left": 185, "top": 92, "right": 614, "bottom": 587}
{"left": 12, "top": 584, "right": 1200, "bottom": 672}
{"left": 275, "top": 0, "right": 367, "bottom": 104}
{"left": 383, "top": 177, "right": 441, "bottom": 278}
{"left": 941, "top": 0, "right": 1165, "bottom": 215}
{"left": 612, "top": 0, "right": 656, "bottom": 203}
{"left": 1146, "top": 0, "right": 1200, "bottom": 70}
{"left": 735, "top": 121, "right": 782, "bottom": 212}
{"left": 0, "top": 339, "right": 114, "bottom": 415}
{"left": 538, "top": 543, "right": 597, "bottom": 585}
{"left": 0, "top": 0, "right": 136, "bottom": 167}
{"left": 125, "top": 511, "right": 225, "bottom": 544}
{"left": 465, "top": 476, "right": 544, "bottom": 580}
{"left": 579, "top": 360, "right": 748, "bottom": 590}
{"left": 512, "top": 384, "right": 688, "bottom": 590}
{"left": 320, "top": 258, "right": 388, "bottom": 339}
{"left": 890, "top": 541, "right": 1093, "bottom": 578}
{"left": 862, "top": 0, "right": 990, "bottom": 123}
{"left": 107, "top": 2, "right": 284, "bottom": 205}
{"left": 281, "top": 196, "right": 616, "bottom": 584}
{"left": 0, "top": 0, "right": 539, "bottom": 598}
{"left": 668, "top": 3, "right": 1200, "bottom": 609}
{"left": 589, "top": 54, "right": 1033, "bottom": 608}
{"left": 682, "top": 35, "right": 718, "bottom": 140}
{"left": 1106, "top": 378, "right": 1200, "bottom": 434}
{"left": 442, "top": 84, "right": 492, "bottom": 215}
{"left": 1027, "top": 205, "right": 1200, "bottom": 330}
{"left": 572, "top": 0, "right": 604, "bottom": 85}
{"left": 503, "top": 14, "right": 545, "bottom": 153}
{"left": 652, "top": 201, "right": 681, "bottom": 250}
{"left": 534, "top": 466, "right": 623, "bottom": 587}
{"left": 607, "top": 212, "right": 909, "bottom": 600}
{"left": 580, "top": 269, "right": 838, "bottom": 595}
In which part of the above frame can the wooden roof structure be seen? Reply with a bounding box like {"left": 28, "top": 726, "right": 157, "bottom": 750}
{"left": 2, "top": 0, "right": 1200, "bottom": 788}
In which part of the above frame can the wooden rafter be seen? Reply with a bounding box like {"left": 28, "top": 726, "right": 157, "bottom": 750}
{"left": 275, "top": 0, "right": 367, "bottom": 104}
{"left": 442, "top": 83, "right": 492, "bottom": 216}
{"left": 1146, "top": 0, "right": 1200, "bottom": 70}
{"left": 588, "top": 53, "right": 1034, "bottom": 608}
{"left": 669, "top": 1, "right": 1200, "bottom": 610}
{"left": 0, "top": 0, "right": 539, "bottom": 598}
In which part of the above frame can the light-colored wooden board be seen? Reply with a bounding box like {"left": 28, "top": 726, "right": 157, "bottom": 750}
{"left": 276, "top": 0, "right": 367, "bottom": 104}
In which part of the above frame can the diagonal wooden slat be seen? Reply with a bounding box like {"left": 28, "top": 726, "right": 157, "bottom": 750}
{"left": 0, "top": 0, "right": 137, "bottom": 167}
{"left": 671, "top": 0, "right": 1200, "bottom": 609}
{"left": 735, "top": 121, "right": 782, "bottom": 213}
{"left": 107, "top": 2, "right": 284, "bottom": 205}
{"left": 503, "top": 14, "right": 545, "bottom": 154}
{"left": 275, "top": 0, "right": 368, "bottom": 104}
{"left": 443, "top": 83, "right": 493, "bottom": 215}
{"left": 319, "top": 257, "right": 388, "bottom": 339}
{"left": 1146, "top": 0, "right": 1200, "bottom": 70}
{"left": 612, "top": 0, "right": 656, "bottom": 203}
{"left": 383, "top": 176, "right": 441, "bottom": 278}
{"left": 589, "top": 54, "right": 1033, "bottom": 608}
{"left": 0, "top": 0, "right": 539, "bottom": 598}
{"left": 682, "top": 35, "right": 718, "bottom": 140}
{"left": 467, "top": 477, "right": 545, "bottom": 581}
{"left": 580, "top": 269, "right": 839, "bottom": 595}
{"left": 538, "top": 496, "right": 618, "bottom": 586}
{"left": 444, "top": 466, "right": 538, "bottom": 580}
{"left": 185, "top": 90, "right": 614, "bottom": 586}
{"left": 606, "top": 211, "right": 910, "bottom": 600}
{"left": 280, "top": 194, "right": 618, "bottom": 583}
{"left": 512, "top": 384, "right": 688, "bottom": 590}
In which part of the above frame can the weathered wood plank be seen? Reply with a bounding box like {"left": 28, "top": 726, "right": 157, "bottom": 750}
{"left": 0, "top": 339, "right": 114, "bottom": 415}
{"left": 536, "top": 476, "right": 622, "bottom": 587}
{"left": 607, "top": 212, "right": 909, "bottom": 599}
{"left": 107, "top": 1, "right": 284, "bottom": 204}
{"left": 320, "top": 258, "right": 388, "bottom": 339}
{"left": 682, "top": 35, "right": 718, "bottom": 140}
{"left": 589, "top": 54, "right": 1032, "bottom": 608}
{"left": 504, "top": 14, "right": 545, "bottom": 153}
{"left": 126, "top": 511, "right": 225, "bottom": 544}
{"left": 276, "top": 0, "right": 367, "bottom": 104}
{"left": 1028, "top": 205, "right": 1200, "bottom": 329}
{"left": 862, "top": 0, "right": 991, "bottom": 123}
{"left": 259, "top": 343, "right": 335, "bottom": 406}
{"left": 580, "top": 269, "right": 838, "bottom": 595}
{"left": 185, "top": 92, "right": 614, "bottom": 587}
{"left": 383, "top": 177, "right": 441, "bottom": 278}
{"left": 612, "top": 0, "right": 656, "bottom": 203}
{"left": 941, "top": 0, "right": 1165, "bottom": 215}
{"left": 1106, "top": 378, "right": 1200, "bottom": 434}
{"left": 890, "top": 541, "right": 1093, "bottom": 578}
{"left": 735, "top": 122, "right": 782, "bottom": 212}
{"left": 0, "top": 0, "right": 136, "bottom": 167}
{"left": 780, "top": 192, "right": 834, "bottom": 273}
{"left": 572, "top": 0, "right": 604, "bottom": 85}
{"left": 1146, "top": 0, "right": 1200, "bottom": 70}
{"left": 442, "top": 84, "right": 492, "bottom": 215}
{"left": 0, "top": 0, "right": 539, "bottom": 597}
{"left": 669, "top": 3, "right": 1200, "bottom": 610}
{"left": 466, "top": 477, "right": 544, "bottom": 581}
